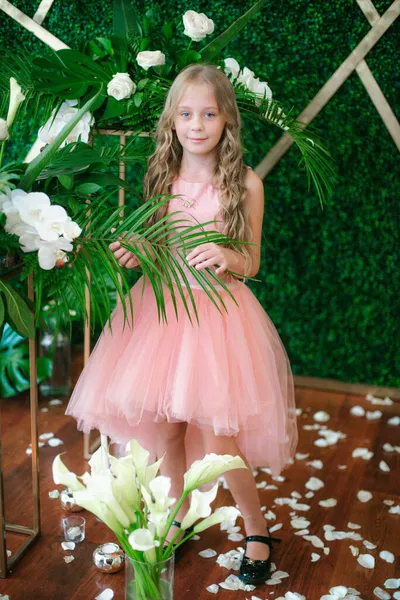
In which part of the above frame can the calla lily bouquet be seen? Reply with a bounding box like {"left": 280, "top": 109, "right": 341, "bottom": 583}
{"left": 53, "top": 439, "right": 247, "bottom": 599}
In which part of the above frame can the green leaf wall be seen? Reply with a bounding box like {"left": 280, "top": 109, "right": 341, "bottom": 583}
{"left": 1, "top": 0, "right": 399, "bottom": 387}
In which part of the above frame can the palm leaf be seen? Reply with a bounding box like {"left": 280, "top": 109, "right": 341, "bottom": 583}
{"left": 113, "top": 0, "right": 142, "bottom": 38}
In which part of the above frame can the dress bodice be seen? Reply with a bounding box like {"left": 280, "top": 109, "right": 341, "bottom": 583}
{"left": 166, "top": 176, "right": 234, "bottom": 288}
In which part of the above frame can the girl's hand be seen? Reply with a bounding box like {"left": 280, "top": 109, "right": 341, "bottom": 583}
{"left": 109, "top": 228, "right": 141, "bottom": 269}
{"left": 186, "top": 243, "right": 231, "bottom": 276}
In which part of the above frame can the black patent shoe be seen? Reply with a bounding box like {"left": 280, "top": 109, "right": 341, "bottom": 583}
{"left": 238, "top": 528, "right": 282, "bottom": 585}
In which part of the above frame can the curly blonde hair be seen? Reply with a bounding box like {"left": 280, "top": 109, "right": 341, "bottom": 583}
{"left": 143, "top": 64, "right": 253, "bottom": 276}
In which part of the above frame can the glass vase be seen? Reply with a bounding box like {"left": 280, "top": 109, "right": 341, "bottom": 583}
{"left": 39, "top": 330, "right": 71, "bottom": 397}
{"left": 125, "top": 553, "right": 174, "bottom": 600}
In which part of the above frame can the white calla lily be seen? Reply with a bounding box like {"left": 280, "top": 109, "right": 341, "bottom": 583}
{"left": 141, "top": 476, "right": 175, "bottom": 514}
{"left": 73, "top": 489, "right": 124, "bottom": 536}
{"left": 129, "top": 439, "right": 164, "bottom": 490}
{"left": 180, "top": 481, "right": 219, "bottom": 530}
{"left": 128, "top": 528, "right": 160, "bottom": 563}
{"left": 85, "top": 472, "right": 134, "bottom": 529}
{"left": 6, "top": 77, "right": 26, "bottom": 128}
{"left": 193, "top": 506, "right": 241, "bottom": 533}
{"left": 183, "top": 453, "right": 248, "bottom": 492}
{"left": 52, "top": 454, "right": 86, "bottom": 492}
{"left": 0, "top": 118, "right": 9, "bottom": 141}
{"left": 111, "top": 455, "right": 140, "bottom": 511}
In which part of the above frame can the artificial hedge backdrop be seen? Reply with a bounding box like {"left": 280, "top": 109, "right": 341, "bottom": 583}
{"left": 1, "top": 0, "right": 399, "bottom": 387}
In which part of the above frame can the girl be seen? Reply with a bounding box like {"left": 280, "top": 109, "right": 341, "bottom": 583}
{"left": 66, "top": 64, "right": 298, "bottom": 585}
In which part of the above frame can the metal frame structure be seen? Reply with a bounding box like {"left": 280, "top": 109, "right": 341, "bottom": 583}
{"left": 0, "top": 0, "right": 399, "bottom": 576}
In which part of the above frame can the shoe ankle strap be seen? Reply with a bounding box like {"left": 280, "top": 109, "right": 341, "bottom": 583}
{"left": 172, "top": 519, "right": 181, "bottom": 528}
{"left": 245, "top": 534, "right": 282, "bottom": 545}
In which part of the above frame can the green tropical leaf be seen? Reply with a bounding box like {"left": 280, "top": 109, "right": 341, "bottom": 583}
{"left": 113, "top": 0, "right": 141, "bottom": 38}
{"left": 200, "top": 0, "right": 266, "bottom": 62}
{"left": 0, "top": 280, "right": 34, "bottom": 339}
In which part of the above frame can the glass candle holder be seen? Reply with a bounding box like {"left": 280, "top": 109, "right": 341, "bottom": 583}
{"left": 62, "top": 515, "right": 86, "bottom": 543}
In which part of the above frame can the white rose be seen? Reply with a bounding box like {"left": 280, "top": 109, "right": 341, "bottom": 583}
{"left": 223, "top": 58, "right": 240, "bottom": 81}
{"left": 136, "top": 51, "right": 166, "bottom": 71}
{"left": 107, "top": 72, "right": 136, "bottom": 101}
{"left": 0, "top": 118, "right": 9, "bottom": 141}
{"left": 237, "top": 67, "right": 256, "bottom": 90}
{"left": 183, "top": 10, "right": 214, "bottom": 42}
{"left": 38, "top": 100, "right": 94, "bottom": 147}
{"left": 249, "top": 77, "right": 272, "bottom": 105}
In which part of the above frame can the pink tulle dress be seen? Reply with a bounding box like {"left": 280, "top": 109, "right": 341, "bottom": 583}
{"left": 66, "top": 174, "right": 298, "bottom": 475}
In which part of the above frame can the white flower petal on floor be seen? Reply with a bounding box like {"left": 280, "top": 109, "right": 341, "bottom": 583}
{"left": 291, "top": 491, "right": 302, "bottom": 499}
{"left": 349, "top": 545, "right": 359, "bottom": 556}
{"left": 269, "top": 523, "right": 283, "bottom": 533}
{"left": 63, "top": 555, "right": 74, "bottom": 563}
{"left": 363, "top": 540, "right": 376, "bottom": 550}
{"left": 48, "top": 438, "right": 64, "bottom": 447}
{"left": 350, "top": 405, "right": 365, "bottom": 416}
{"left": 265, "top": 578, "right": 282, "bottom": 585}
{"left": 95, "top": 590, "right": 114, "bottom": 600}
{"left": 379, "top": 550, "right": 395, "bottom": 563}
{"left": 323, "top": 547, "right": 330, "bottom": 555}
{"left": 206, "top": 584, "right": 219, "bottom": 594}
{"left": 272, "top": 570, "right": 289, "bottom": 579}
{"left": 303, "top": 535, "right": 324, "bottom": 548}
{"left": 394, "top": 593, "right": 400, "bottom": 600}
{"left": 305, "top": 477, "right": 324, "bottom": 491}
{"left": 379, "top": 460, "right": 390, "bottom": 472}
{"left": 373, "top": 588, "right": 391, "bottom": 600}
{"left": 219, "top": 573, "right": 255, "bottom": 591}
{"left": 49, "top": 399, "right": 63, "bottom": 405}
{"left": 39, "top": 432, "right": 54, "bottom": 440}
{"left": 199, "top": 548, "right": 217, "bottom": 558}
{"left": 389, "top": 505, "right": 400, "bottom": 514}
{"left": 295, "top": 452, "right": 310, "bottom": 460}
{"left": 366, "top": 410, "right": 382, "bottom": 420}
{"left": 384, "top": 578, "right": 400, "bottom": 589}
{"left": 291, "top": 517, "right": 310, "bottom": 529}
{"left": 337, "top": 465, "right": 347, "bottom": 470}
{"left": 311, "top": 552, "right": 321, "bottom": 562}
{"left": 305, "top": 491, "right": 315, "bottom": 499}
{"left": 329, "top": 586, "right": 348, "bottom": 597}
{"left": 352, "top": 448, "right": 374, "bottom": 460}
{"left": 295, "top": 529, "right": 310, "bottom": 536}
{"left": 307, "top": 459, "right": 323, "bottom": 469}
{"left": 387, "top": 416, "right": 400, "bottom": 425}
{"left": 357, "top": 490, "right": 373, "bottom": 502}
{"left": 48, "top": 489, "right": 60, "bottom": 499}
{"left": 347, "top": 522, "right": 361, "bottom": 529}
{"left": 366, "top": 393, "right": 393, "bottom": 406}
{"left": 61, "top": 541, "right": 75, "bottom": 551}
{"left": 264, "top": 510, "right": 277, "bottom": 520}
{"left": 313, "top": 411, "right": 330, "bottom": 422}
{"left": 227, "top": 533, "right": 244, "bottom": 541}
{"left": 319, "top": 498, "right": 337, "bottom": 508}
{"left": 357, "top": 553, "right": 375, "bottom": 568}
{"left": 216, "top": 548, "right": 244, "bottom": 571}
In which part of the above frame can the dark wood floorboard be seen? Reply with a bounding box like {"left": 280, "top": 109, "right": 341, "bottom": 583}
{"left": 0, "top": 354, "right": 399, "bottom": 599}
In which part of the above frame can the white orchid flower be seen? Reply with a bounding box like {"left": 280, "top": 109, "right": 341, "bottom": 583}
{"left": 6, "top": 77, "right": 26, "bottom": 128}
{"left": 128, "top": 528, "right": 160, "bottom": 563}
{"left": 183, "top": 453, "right": 248, "bottom": 492}
{"left": 19, "top": 232, "right": 41, "bottom": 252}
{"left": 193, "top": 506, "right": 241, "bottom": 533}
{"left": 11, "top": 191, "right": 68, "bottom": 241}
{"left": 128, "top": 439, "right": 164, "bottom": 490}
{"left": 35, "top": 237, "right": 73, "bottom": 270}
{"left": 73, "top": 489, "right": 124, "bottom": 536}
{"left": 52, "top": 454, "right": 86, "bottom": 492}
{"left": 62, "top": 218, "right": 82, "bottom": 241}
{"left": 180, "top": 481, "right": 219, "bottom": 530}
{"left": 38, "top": 99, "right": 94, "bottom": 147}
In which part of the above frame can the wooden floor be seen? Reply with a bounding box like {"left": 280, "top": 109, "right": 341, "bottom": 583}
{"left": 0, "top": 354, "right": 399, "bottom": 600}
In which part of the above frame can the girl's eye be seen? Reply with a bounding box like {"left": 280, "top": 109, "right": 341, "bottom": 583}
{"left": 206, "top": 113, "right": 215, "bottom": 117}
{"left": 181, "top": 112, "right": 190, "bottom": 117}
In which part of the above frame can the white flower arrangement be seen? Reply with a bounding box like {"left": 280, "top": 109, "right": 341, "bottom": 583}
{"left": 0, "top": 187, "right": 81, "bottom": 270}
{"left": 224, "top": 57, "right": 273, "bottom": 106}
{"left": 182, "top": 10, "right": 215, "bottom": 42}
{"left": 38, "top": 99, "right": 94, "bottom": 148}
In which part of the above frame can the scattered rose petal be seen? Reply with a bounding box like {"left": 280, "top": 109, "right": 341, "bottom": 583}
{"left": 48, "top": 489, "right": 60, "bottom": 499}
{"left": 216, "top": 548, "right": 243, "bottom": 571}
{"left": 303, "top": 535, "right": 324, "bottom": 548}
{"left": 272, "top": 570, "right": 289, "bottom": 580}
{"left": 265, "top": 484, "right": 279, "bottom": 490}
{"left": 352, "top": 448, "right": 374, "bottom": 460}
{"left": 206, "top": 584, "right": 219, "bottom": 594}
{"left": 61, "top": 541, "right": 75, "bottom": 551}
{"left": 272, "top": 475, "right": 286, "bottom": 483}
{"left": 191, "top": 534, "right": 201, "bottom": 540}
{"left": 295, "top": 529, "right": 309, "bottom": 536}
{"left": 320, "top": 596, "right": 337, "bottom": 600}
{"left": 26, "top": 448, "right": 32, "bottom": 455}
{"left": 219, "top": 573, "right": 255, "bottom": 591}
{"left": 389, "top": 505, "right": 400, "bottom": 514}
{"left": 394, "top": 593, "right": 400, "bottom": 600}
{"left": 363, "top": 540, "right": 377, "bottom": 550}
{"left": 357, "top": 553, "right": 375, "bottom": 568}
{"left": 307, "top": 460, "right": 323, "bottom": 470}
{"left": 319, "top": 498, "right": 337, "bottom": 508}
{"left": 264, "top": 510, "right": 277, "bottom": 520}
{"left": 379, "top": 550, "right": 395, "bottom": 563}
{"left": 305, "top": 477, "right": 324, "bottom": 491}
{"left": 291, "top": 491, "right": 302, "bottom": 499}
{"left": 6, "top": 549, "right": 12, "bottom": 557}
{"left": 311, "top": 552, "right": 320, "bottom": 562}
{"left": 291, "top": 518, "right": 310, "bottom": 529}
{"left": 269, "top": 523, "right": 283, "bottom": 533}
{"left": 384, "top": 578, "right": 400, "bottom": 589}
{"left": 305, "top": 491, "right": 314, "bottom": 499}
{"left": 350, "top": 405, "right": 365, "bottom": 416}
{"left": 379, "top": 460, "right": 390, "bottom": 472}
{"left": 39, "top": 432, "right": 54, "bottom": 440}
{"left": 40, "top": 407, "right": 49, "bottom": 412}
{"left": 383, "top": 499, "right": 394, "bottom": 506}
{"left": 95, "top": 591, "right": 114, "bottom": 600}
{"left": 49, "top": 399, "right": 63, "bottom": 405}
{"left": 337, "top": 465, "right": 347, "bottom": 470}
{"left": 366, "top": 393, "right": 393, "bottom": 405}
{"left": 357, "top": 490, "right": 372, "bottom": 502}
{"left": 323, "top": 547, "right": 330, "bottom": 555}
{"left": 295, "top": 453, "right": 310, "bottom": 460}
{"left": 199, "top": 548, "right": 217, "bottom": 558}
{"left": 329, "top": 586, "right": 348, "bottom": 597}
{"left": 388, "top": 416, "right": 400, "bottom": 425}
{"left": 227, "top": 533, "right": 244, "bottom": 542}
{"left": 349, "top": 545, "right": 359, "bottom": 556}
{"left": 373, "top": 587, "right": 391, "bottom": 600}
{"left": 347, "top": 522, "right": 361, "bottom": 529}
{"left": 366, "top": 410, "right": 382, "bottom": 420}
{"left": 266, "top": 579, "right": 282, "bottom": 585}
{"left": 63, "top": 555, "right": 74, "bottom": 563}
{"left": 313, "top": 411, "right": 330, "bottom": 422}
{"left": 48, "top": 437, "right": 64, "bottom": 447}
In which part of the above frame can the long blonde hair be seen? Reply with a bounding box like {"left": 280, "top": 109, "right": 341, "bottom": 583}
{"left": 143, "top": 64, "right": 253, "bottom": 275}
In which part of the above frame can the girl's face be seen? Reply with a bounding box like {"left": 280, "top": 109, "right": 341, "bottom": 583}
{"left": 173, "top": 81, "right": 226, "bottom": 158}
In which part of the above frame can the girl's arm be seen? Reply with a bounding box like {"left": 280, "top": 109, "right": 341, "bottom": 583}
{"left": 186, "top": 169, "right": 265, "bottom": 278}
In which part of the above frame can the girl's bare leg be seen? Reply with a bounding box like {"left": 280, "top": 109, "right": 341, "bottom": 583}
{"left": 156, "top": 421, "right": 190, "bottom": 543}
{"left": 200, "top": 430, "right": 270, "bottom": 560}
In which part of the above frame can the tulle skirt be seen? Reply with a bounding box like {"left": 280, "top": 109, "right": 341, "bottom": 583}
{"left": 66, "top": 277, "right": 298, "bottom": 475}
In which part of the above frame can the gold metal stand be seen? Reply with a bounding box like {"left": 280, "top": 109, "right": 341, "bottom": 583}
{"left": 0, "top": 273, "right": 40, "bottom": 577}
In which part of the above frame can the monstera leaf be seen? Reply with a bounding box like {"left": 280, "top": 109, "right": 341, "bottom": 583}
{"left": 0, "top": 323, "right": 52, "bottom": 398}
